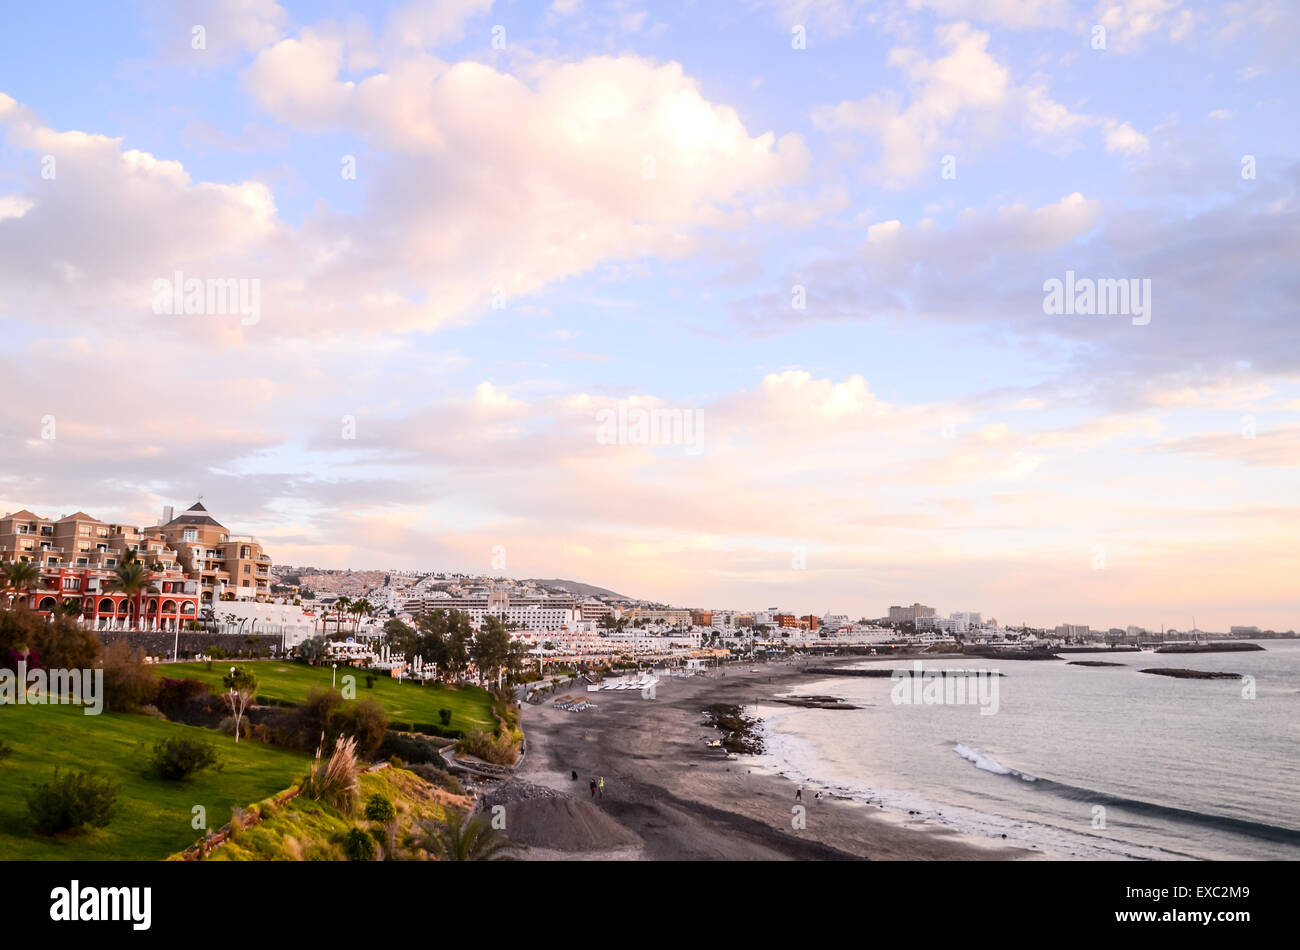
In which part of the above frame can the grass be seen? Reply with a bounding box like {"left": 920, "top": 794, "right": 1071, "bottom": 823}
{"left": 203, "top": 766, "right": 459, "bottom": 861}
{"left": 168, "top": 661, "right": 495, "bottom": 733}
{"left": 0, "top": 702, "right": 308, "bottom": 860}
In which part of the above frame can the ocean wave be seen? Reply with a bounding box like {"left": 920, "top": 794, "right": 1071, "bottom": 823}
{"left": 952, "top": 744, "right": 1300, "bottom": 845}
{"left": 953, "top": 744, "right": 1037, "bottom": 781}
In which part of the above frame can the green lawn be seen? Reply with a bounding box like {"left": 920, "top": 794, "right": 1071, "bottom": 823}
{"left": 167, "top": 661, "right": 495, "bottom": 733}
{"left": 0, "top": 703, "right": 308, "bottom": 860}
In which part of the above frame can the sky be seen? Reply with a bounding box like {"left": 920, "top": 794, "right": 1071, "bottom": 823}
{"left": 0, "top": 0, "right": 1297, "bottom": 631}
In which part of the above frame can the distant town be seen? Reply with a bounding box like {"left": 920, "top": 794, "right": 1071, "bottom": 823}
{"left": 4, "top": 502, "right": 1291, "bottom": 670}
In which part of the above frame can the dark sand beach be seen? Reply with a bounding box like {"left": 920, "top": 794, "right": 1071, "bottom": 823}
{"left": 514, "top": 657, "right": 1036, "bottom": 860}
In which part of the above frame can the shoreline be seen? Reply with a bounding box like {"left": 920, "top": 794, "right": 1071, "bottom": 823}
{"left": 514, "top": 656, "right": 1038, "bottom": 860}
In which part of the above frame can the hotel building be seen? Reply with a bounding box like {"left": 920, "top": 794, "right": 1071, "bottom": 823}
{"left": 144, "top": 502, "right": 273, "bottom": 604}
{"left": 0, "top": 508, "right": 199, "bottom": 630}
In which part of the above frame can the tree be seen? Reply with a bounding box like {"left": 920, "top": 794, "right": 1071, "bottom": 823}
{"left": 2, "top": 560, "right": 40, "bottom": 608}
{"left": 297, "top": 635, "right": 328, "bottom": 664}
{"left": 472, "top": 617, "right": 512, "bottom": 688}
{"left": 351, "top": 598, "right": 372, "bottom": 635}
{"left": 442, "top": 611, "right": 473, "bottom": 679}
{"left": 333, "top": 597, "right": 351, "bottom": 636}
{"left": 221, "top": 666, "right": 257, "bottom": 743}
{"left": 413, "top": 809, "right": 523, "bottom": 861}
{"left": 107, "top": 551, "right": 156, "bottom": 629}
{"left": 30, "top": 614, "right": 101, "bottom": 672}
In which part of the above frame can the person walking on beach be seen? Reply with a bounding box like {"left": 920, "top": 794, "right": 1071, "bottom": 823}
{"left": 598, "top": 776, "right": 605, "bottom": 797}
{"left": 795, "top": 785, "right": 803, "bottom": 802}
{"left": 590, "top": 778, "right": 597, "bottom": 798}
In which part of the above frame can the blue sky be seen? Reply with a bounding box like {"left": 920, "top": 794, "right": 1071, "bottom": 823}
{"left": 1, "top": 0, "right": 1297, "bottom": 630}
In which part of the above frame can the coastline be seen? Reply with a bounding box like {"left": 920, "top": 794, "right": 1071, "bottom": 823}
{"left": 514, "top": 656, "right": 1038, "bottom": 860}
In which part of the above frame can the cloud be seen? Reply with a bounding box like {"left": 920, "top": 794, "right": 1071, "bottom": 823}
{"left": 812, "top": 23, "right": 1145, "bottom": 185}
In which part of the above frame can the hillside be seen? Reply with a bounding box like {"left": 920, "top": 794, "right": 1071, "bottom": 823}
{"left": 525, "top": 578, "right": 632, "bottom": 601}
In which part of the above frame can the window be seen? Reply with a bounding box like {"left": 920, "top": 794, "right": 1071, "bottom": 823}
{"left": 182, "top": 529, "right": 197, "bottom": 542}
{"left": 243, "top": 565, "right": 250, "bottom": 573}
{"left": 63, "top": 577, "right": 79, "bottom": 590}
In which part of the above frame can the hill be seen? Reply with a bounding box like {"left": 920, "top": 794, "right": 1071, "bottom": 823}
{"left": 525, "top": 578, "right": 632, "bottom": 601}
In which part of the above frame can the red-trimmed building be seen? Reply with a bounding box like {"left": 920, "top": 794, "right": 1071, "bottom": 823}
{"left": 1, "top": 508, "right": 201, "bottom": 631}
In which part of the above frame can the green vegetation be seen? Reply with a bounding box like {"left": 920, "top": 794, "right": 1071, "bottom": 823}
{"left": 26, "top": 769, "right": 119, "bottom": 835}
{"left": 412, "top": 808, "right": 523, "bottom": 861}
{"left": 203, "top": 767, "right": 454, "bottom": 861}
{"left": 147, "top": 735, "right": 222, "bottom": 781}
{"left": 169, "top": 661, "right": 495, "bottom": 733}
{"left": 0, "top": 702, "right": 308, "bottom": 859}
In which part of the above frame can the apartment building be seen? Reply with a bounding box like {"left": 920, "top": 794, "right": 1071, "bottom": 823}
{"left": 0, "top": 508, "right": 199, "bottom": 629}
{"left": 144, "top": 502, "right": 272, "bottom": 603}
{"left": 888, "top": 603, "right": 937, "bottom": 623}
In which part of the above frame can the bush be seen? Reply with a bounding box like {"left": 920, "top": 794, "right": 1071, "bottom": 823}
{"left": 100, "top": 641, "right": 159, "bottom": 712}
{"left": 456, "top": 729, "right": 518, "bottom": 767}
{"left": 302, "top": 735, "right": 360, "bottom": 815}
{"left": 377, "top": 731, "right": 444, "bottom": 765}
{"left": 0, "top": 738, "right": 12, "bottom": 761}
{"left": 438, "top": 708, "right": 452, "bottom": 726}
{"left": 155, "top": 678, "right": 213, "bottom": 717}
{"left": 330, "top": 699, "right": 389, "bottom": 758}
{"left": 26, "top": 770, "right": 119, "bottom": 835}
{"left": 364, "top": 793, "right": 396, "bottom": 824}
{"left": 148, "top": 735, "right": 222, "bottom": 781}
{"left": 343, "top": 826, "right": 376, "bottom": 861}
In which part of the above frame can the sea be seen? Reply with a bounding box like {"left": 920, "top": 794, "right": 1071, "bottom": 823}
{"left": 750, "top": 641, "right": 1300, "bottom": 860}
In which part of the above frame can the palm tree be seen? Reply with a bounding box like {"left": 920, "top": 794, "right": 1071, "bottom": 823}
{"left": 412, "top": 809, "right": 523, "bottom": 861}
{"left": 334, "top": 596, "right": 351, "bottom": 637}
{"left": 54, "top": 598, "right": 83, "bottom": 619}
{"left": 2, "top": 559, "right": 40, "bottom": 608}
{"left": 351, "top": 598, "right": 372, "bottom": 636}
{"left": 107, "top": 551, "right": 156, "bottom": 629}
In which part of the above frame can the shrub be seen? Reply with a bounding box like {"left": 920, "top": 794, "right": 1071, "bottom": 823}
{"left": 148, "top": 735, "right": 222, "bottom": 781}
{"left": 438, "top": 708, "right": 452, "bottom": 726}
{"left": 302, "top": 735, "right": 360, "bottom": 814}
{"left": 456, "top": 729, "right": 518, "bottom": 767}
{"left": 0, "top": 738, "right": 12, "bottom": 761}
{"left": 377, "top": 731, "right": 443, "bottom": 765}
{"left": 26, "top": 770, "right": 119, "bottom": 835}
{"left": 364, "top": 793, "right": 396, "bottom": 824}
{"left": 100, "top": 640, "right": 159, "bottom": 712}
{"left": 301, "top": 687, "right": 343, "bottom": 742}
{"left": 343, "top": 826, "right": 376, "bottom": 861}
{"left": 28, "top": 615, "right": 101, "bottom": 671}
{"left": 330, "top": 698, "right": 389, "bottom": 758}
{"left": 154, "top": 678, "right": 213, "bottom": 718}
{"left": 364, "top": 674, "right": 375, "bottom": 689}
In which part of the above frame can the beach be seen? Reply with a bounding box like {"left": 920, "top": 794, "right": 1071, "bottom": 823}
{"left": 513, "top": 658, "right": 1034, "bottom": 860}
